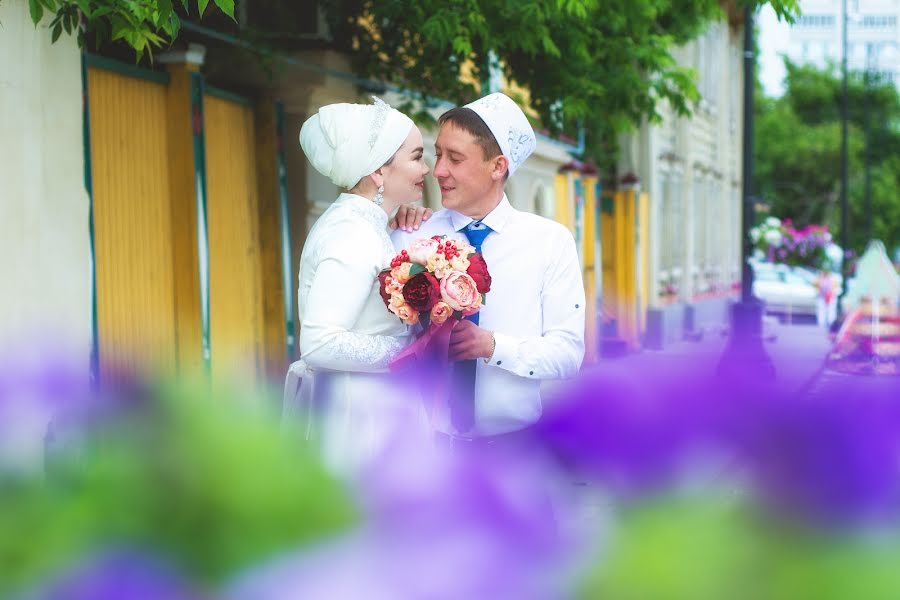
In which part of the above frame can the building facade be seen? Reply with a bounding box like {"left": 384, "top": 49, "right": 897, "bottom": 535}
{"left": 787, "top": 0, "right": 900, "bottom": 85}
{"left": 617, "top": 17, "right": 746, "bottom": 347}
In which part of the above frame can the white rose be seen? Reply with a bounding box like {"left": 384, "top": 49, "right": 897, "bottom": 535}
{"left": 407, "top": 238, "right": 440, "bottom": 265}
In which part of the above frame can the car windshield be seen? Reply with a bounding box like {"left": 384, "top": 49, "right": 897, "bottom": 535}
{"left": 753, "top": 269, "right": 780, "bottom": 282}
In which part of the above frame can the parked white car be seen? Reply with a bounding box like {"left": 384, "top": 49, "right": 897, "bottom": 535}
{"left": 751, "top": 263, "right": 819, "bottom": 317}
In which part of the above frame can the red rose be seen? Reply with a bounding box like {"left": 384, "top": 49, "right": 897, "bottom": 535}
{"left": 466, "top": 253, "right": 492, "bottom": 294}
{"left": 377, "top": 270, "right": 393, "bottom": 308}
{"left": 402, "top": 271, "right": 441, "bottom": 312}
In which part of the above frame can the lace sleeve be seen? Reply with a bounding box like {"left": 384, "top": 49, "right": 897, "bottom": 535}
{"left": 321, "top": 329, "right": 408, "bottom": 370}
{"left": 300, "top": 225, "right": 408, "bottom": 372}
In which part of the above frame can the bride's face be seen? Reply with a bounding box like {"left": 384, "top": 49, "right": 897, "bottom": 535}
{"left": 381, "top": 126, "right": 429, "bottom": 204}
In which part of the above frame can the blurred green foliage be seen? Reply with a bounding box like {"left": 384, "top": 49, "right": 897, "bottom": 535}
{"left": 0, "top": 377, "right": 355, "bottom": 596}
{"left": 7, "top": 0, "right": 235, "bottom": 59}
{"left": 578, "top": 493, "right": 900, "bottom": 600}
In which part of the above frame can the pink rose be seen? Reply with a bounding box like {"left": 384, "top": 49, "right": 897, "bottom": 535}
{"left": 430, "top": 301, "right": 453, "bottom": 325}
{"left": 462, "top": 292, "right": 482, "bottom": 317}
{"left": 407, "top": 238, "right": 439, "bottom": 265}
{"left": 440, "top": 271, "right": 480, "bottom": 312}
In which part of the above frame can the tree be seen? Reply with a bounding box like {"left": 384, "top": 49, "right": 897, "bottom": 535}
{"left": 6, "top": 0, "right": 235, "bottom": 58}
{"left": 754, "top": 59, "right": 900, "bottom": 254}
{"left": 319, "top": 0, "right": 799, "bottom": 173}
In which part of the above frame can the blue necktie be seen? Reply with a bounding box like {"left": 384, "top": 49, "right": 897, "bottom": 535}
{"left": 449, "top": 221, "right": 492, "bottom": 433}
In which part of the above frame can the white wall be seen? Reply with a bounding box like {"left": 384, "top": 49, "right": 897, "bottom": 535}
{"left": 0, "top": 0, "right": 92, "bottom": 468}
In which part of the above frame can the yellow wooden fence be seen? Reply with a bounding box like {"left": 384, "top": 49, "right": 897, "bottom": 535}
{"left": 600, "top": 188, "right": 650, "bottom": 350}
{"left": 555, "top": 172, "right": 651, "bottom": 356}
{"left": 87, "top": 66, "right": 178, "bottom": 381}
{"left": 85, "top": 56, "right": 287, "bottom": 388}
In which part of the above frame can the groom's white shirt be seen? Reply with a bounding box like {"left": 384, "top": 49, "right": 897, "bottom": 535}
{"left": 391, "top": 195, "right": 586, "bottom": 436}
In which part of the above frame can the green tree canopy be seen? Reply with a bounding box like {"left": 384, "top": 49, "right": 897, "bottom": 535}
{"left": 755, "top": 59, "right": 900, "bottom": 253}
{"left": 320, "top": 0, "right": 799, "bottom": 172}
{"left": 9, "top": 0, "right": 235, "bottom": 58}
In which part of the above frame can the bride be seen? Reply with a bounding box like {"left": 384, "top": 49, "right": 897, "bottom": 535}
{"left": 284, "top": 98, "right": 431, "bottom": 475}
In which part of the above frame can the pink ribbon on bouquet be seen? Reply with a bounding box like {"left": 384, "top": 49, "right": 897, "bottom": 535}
{"left": 389, "top": 318, "right": 457, "bottom": 421}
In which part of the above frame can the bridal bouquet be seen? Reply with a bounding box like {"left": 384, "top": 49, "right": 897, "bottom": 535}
{"left": 378, "top": 235, "right": 491, "bottom": 327}
{"left": 378, "top": 235, "right": 492, "bottom": 374}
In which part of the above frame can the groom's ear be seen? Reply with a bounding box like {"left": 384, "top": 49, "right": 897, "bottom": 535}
{"left": 490, "top": 155, "right": 509, "bottom": 181}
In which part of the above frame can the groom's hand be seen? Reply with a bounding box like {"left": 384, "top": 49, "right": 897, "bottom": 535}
{"left": 449, "top": 320, "right": 494, "bottom": 361}
{"left": 389, "top": 204, "right": 432, "bottom": 232}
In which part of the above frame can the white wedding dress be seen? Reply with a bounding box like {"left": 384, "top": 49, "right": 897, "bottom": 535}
{"left": 284, "top": 193, "right": 429, "bottom": 475}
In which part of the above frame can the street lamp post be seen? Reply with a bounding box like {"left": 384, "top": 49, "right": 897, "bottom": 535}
{"left": 718, "top": 5, "right": 774, "bottom": 380}
{"left": 837, "top": 0, "right": 850, "bottom": 320}
{"left": 864, "top": 44, "right": 873, "bottom": 243}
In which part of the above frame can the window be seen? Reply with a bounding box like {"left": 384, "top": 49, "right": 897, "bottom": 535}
{"left": 797, "top": 14, "right": 836, "bottom": 27}
{"left": 859, "top": 15, "right": 897, "bottom": 28}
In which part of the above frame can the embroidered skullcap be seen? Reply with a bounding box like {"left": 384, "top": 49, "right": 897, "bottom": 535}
{"left": 463, "top": 92, "right": 536, "bottom": 176}
{"left": 299, "top": 97, "right": 414, "bottom": 189}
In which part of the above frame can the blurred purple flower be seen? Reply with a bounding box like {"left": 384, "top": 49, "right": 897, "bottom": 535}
{"left": 21, "top": 548, "right": 200, "bottom": 600}
{"left": 726, "top": 377, "right": 900, "bottom": 527}
{"left": 228, "top": 437, "right": 574, "bottom": 600}
{"left": 530, "top": 351, "right": 900, "bottom": 529}
{"left": 530, "top": 359, "right": 720, "bottom": 495}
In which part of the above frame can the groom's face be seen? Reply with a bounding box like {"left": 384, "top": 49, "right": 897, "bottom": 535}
{"left": 433, "top": 123, "right": 501, "bottom": 218}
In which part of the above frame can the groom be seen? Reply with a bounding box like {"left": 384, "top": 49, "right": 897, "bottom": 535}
{"left": 391, "top": 93, "right": 585, "bottom": 445}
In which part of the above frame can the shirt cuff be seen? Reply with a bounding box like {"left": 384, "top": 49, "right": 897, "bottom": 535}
{"left": 487, "top": 331, "right": 522, "bottom": 374}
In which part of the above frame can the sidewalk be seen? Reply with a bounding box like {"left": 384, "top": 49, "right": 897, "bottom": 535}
{"left": 588, "top": 318, "right": 833, "bottom": 393}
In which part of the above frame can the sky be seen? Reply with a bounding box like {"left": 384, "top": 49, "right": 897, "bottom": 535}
{"left": 757, "top": 5, "right": 793, "bottom": 98}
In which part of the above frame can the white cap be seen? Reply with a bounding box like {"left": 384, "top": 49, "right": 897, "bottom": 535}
{"left": 463, "top": 92, "right": 536, "bottom": 176}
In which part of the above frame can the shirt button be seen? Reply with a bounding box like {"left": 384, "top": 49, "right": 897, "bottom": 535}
{"left": 497, "top": 360, "right": 502, "bottom": 365}
{"left": 529, "top": 370, "right": 534, "bottom": 376}
{"left": 575, "top": 304, "right": 580, "bottom": 309}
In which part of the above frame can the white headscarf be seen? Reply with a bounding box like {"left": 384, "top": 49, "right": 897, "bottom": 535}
{"left": 299, "top": 97, "right": 414, "bottom": 189}
{"left": 463, "top": 92, "right": 537, "bottom": 176}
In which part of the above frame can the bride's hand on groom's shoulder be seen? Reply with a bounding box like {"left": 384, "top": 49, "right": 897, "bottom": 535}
{"left": 448, "top": 320, "right": 495, "bottom": 362}
{"left": 390, "top": 204, "right": 432, "bottom": 232}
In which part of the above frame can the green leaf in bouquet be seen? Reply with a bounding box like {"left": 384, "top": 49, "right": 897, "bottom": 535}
{"left": 409, "top": 263, "right": 427, "bottom": 276}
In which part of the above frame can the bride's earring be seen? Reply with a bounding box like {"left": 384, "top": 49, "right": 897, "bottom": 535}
{"left": 374, "top": 184, "right": 385, "bottom": 206}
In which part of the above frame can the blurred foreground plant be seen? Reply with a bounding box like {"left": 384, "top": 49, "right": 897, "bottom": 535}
{"left": 0, "top": 371, "right": 355, "bottom": 597}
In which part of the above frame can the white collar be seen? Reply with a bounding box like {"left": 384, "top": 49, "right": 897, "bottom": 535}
{"left": 449, "top": 195, "right": 514, "bottom": 233}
